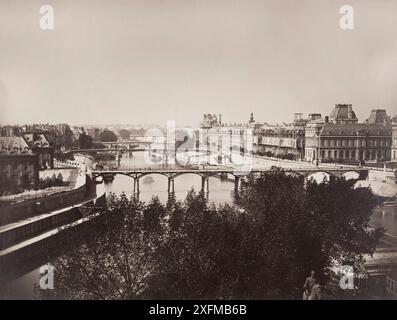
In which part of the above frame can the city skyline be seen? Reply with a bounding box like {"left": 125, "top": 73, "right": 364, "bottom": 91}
{"left": 1, "top": 0, "right": 397, "bottom": 127}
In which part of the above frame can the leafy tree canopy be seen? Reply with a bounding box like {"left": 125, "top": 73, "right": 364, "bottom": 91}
{"left": 118, "top": 129, "right": 131, "bottom": 140}
{"left": 99, "top": 130, "right": 118, "bottom": 142}
{"left": 43, "top": 171, "right": 381, "bottom": 299}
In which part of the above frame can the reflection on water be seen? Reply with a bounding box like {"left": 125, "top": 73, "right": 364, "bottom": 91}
{"left": 105, "top": 174, "right": 234, "bottom": 204}
{"left": 371, "top": 205, "right": 397, "bottom": 238}
{"left": 103, "top": 151, "right": 235, "bottom": 204}
{"left": 0, "top": 269, "right": 39, "bottom": 300}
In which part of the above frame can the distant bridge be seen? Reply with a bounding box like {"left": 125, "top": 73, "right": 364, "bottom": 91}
{"left": 92, "top": 167, "right": 368, "bottom": 200}
{"left": 67, "top": 148, "right": 147, "bottom": 153}
{"left": 66, "top": 140, "right": 154, "bottom": 154}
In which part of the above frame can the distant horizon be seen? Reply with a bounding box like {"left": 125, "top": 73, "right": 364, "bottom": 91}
{"left": 1, "top": 103, "right": 395, "bottom": 129}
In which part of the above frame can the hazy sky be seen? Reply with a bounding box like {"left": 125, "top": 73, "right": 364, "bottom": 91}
{"left": 0, "top": 0, "right": 396, "bottom": 127}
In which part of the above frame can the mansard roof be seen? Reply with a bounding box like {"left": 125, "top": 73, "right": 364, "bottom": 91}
{"left": 329, "top": 104, "right": 358, "bottom": 121}
{"left": 319, "top": 123, "right": 392, "bottom": 136}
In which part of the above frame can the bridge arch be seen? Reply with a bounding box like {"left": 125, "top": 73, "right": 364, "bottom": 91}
{"left": 135, "top": 172, "right": 172, "bottom": 180}
{"left": 342, "top": 170, "right": 360, "bottom": 181}
{"left": 306, "top": 171, "right": 332, "bottom": 184}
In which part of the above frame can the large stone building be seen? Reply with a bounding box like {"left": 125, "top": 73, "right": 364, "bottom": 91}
{"left": 23, "top": 132, "right": 54, "bottom": 169}
{"left": 200, "top": 114, "right": 253, "bottom": 164}
{"left": 0, "top": 137, "right": 39, "bottom": 194}
{"left": 305, "top": 105, "right": 392, "bottom": 163}
{"left": 253, "top": 126, "right": 305, "bottom": 160}
{"left": 0, "top": 125, "right": 21, "bottom": 137}
{"left": 21, "top": 123, "right": 75, "bottom": 151}
{"left": 392, "top": 124, "right": 397, "bottom": 162}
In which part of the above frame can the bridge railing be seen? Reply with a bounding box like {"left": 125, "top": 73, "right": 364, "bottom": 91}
{"left": 92, "top": 166, "right": 363, "bottom": 174}
{"left": 54, "top": 159, "right": 81, "bottom": 168}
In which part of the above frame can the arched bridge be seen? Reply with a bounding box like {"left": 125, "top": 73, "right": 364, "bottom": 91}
{"left": 92, "top": 167, "right": 368, "bottom": 200}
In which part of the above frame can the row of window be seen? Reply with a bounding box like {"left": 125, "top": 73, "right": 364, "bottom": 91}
{"left": 256, "top": 137, "right": 299, "bottom": 148}
{"left": 321, "top": 138, "right": 390, "bottom": 148}
{"left": 5, "top": 163, "right": 33, "bottom": 171}
{"left": 319, "top": 149, "right": 387, "bottom": 160}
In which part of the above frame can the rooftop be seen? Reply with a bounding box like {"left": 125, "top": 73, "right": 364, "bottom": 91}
{"left": 319, "top": 123, "right": 392, "bottom": 136}
{"left": 0, "top": 137, "right": 31, "bottom": 154}
{"left": 329, "top": 104, "right": 358, "bottom": 123}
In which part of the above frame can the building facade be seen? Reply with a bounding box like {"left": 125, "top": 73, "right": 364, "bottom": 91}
{"left": 200, "top": 114, "right": 253, "bottom": 164}
{"left": 23, "top": 132, "right": 54, "bottom": 169}
{"left": 253, "top": 127, "right": 305, "bottom": 160}
{"left": 305, "top": 122, "right": 392, "bottom": 163}
{"left": 0, "top": 137, "right": 39, "bottom": 194}
{"left": 305, "top": 105, "right": 392, "bottom": 163}
{"left": 392, "top": 125, "right": 397, "bottom": 162}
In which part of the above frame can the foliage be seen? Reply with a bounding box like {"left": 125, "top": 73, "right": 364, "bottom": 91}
{"left": 44, "top": 171, "right": 381, "bottom": 299}
{"left": 118, "top": 129, "right": 131, "bottom": 140}
{"left": 233, "top": 170, "right": 381, "bottom": 297}
{"left": 77, "top": 132, "right": 93, "bottom": 149}
{"left": 38, "top": 173, "right": 64, "bottom": 189}
{"left": 99, "top": 130, "right": 118, "bottom": 142}
{"left": 0, "top": 173, "right": 64, "bottom": 196}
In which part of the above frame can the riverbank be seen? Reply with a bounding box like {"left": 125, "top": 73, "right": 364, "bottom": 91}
{"left": 0, "top": 181, "right": 106, "bottom": 298}
{"left": 0, "top": 168, "right": 84, "bottom": 204}
{"left": 355, "top": 180, "right": 397, "bottom": 200}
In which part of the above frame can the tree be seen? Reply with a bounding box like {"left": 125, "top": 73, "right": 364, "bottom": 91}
{"left": 99, "top": 130, "right": 118, "bottom": 142}
{"left": 56, "top": 173, "right": 64, "bottom": 185}
{"left": 118, "top": 129, "right": 131, "bottom": 140}
{"left": 43, "top": 172, "right": 382, "bottom": 300}
{"left": 41, "top": 193, "right": 156, "bottom": 299}
{"left": 233, "top": 170, "right": 381, "bottom": 297}
{"left": 77, "top": 132, "right": 93, "bottom": 149}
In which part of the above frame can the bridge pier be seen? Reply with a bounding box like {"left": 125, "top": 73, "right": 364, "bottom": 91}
{"left": 201, "top": 176, "right": 209, "bottom": 199}
{"left": 133, "top": 177, "right": 140, "bottom": 200}
{"left": 234, "top": 176, "right": 240, "bottom": 194}
{"left": 168, "top": 177, "right": 175, "bottom": 195}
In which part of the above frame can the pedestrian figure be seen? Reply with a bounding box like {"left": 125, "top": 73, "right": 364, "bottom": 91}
{"left": 308, "top": 281, "right": 322, "bottom": 300}
{"left": 303, "top": 270, "right": 319, "bottom": 300}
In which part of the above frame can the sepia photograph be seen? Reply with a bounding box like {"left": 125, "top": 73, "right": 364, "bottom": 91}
{"left": 0, "top": 0, "right": 397, "bottom": 309}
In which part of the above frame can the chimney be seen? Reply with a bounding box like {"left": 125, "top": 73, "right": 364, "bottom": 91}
{"left": 219, "top": 114, "right": 222, "bottom": 125}
{"left": 325, "top": 116, "right": 329, "bottom": 123}
{"left": 348, "top": 104, "right": 353, "bottom": 119}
